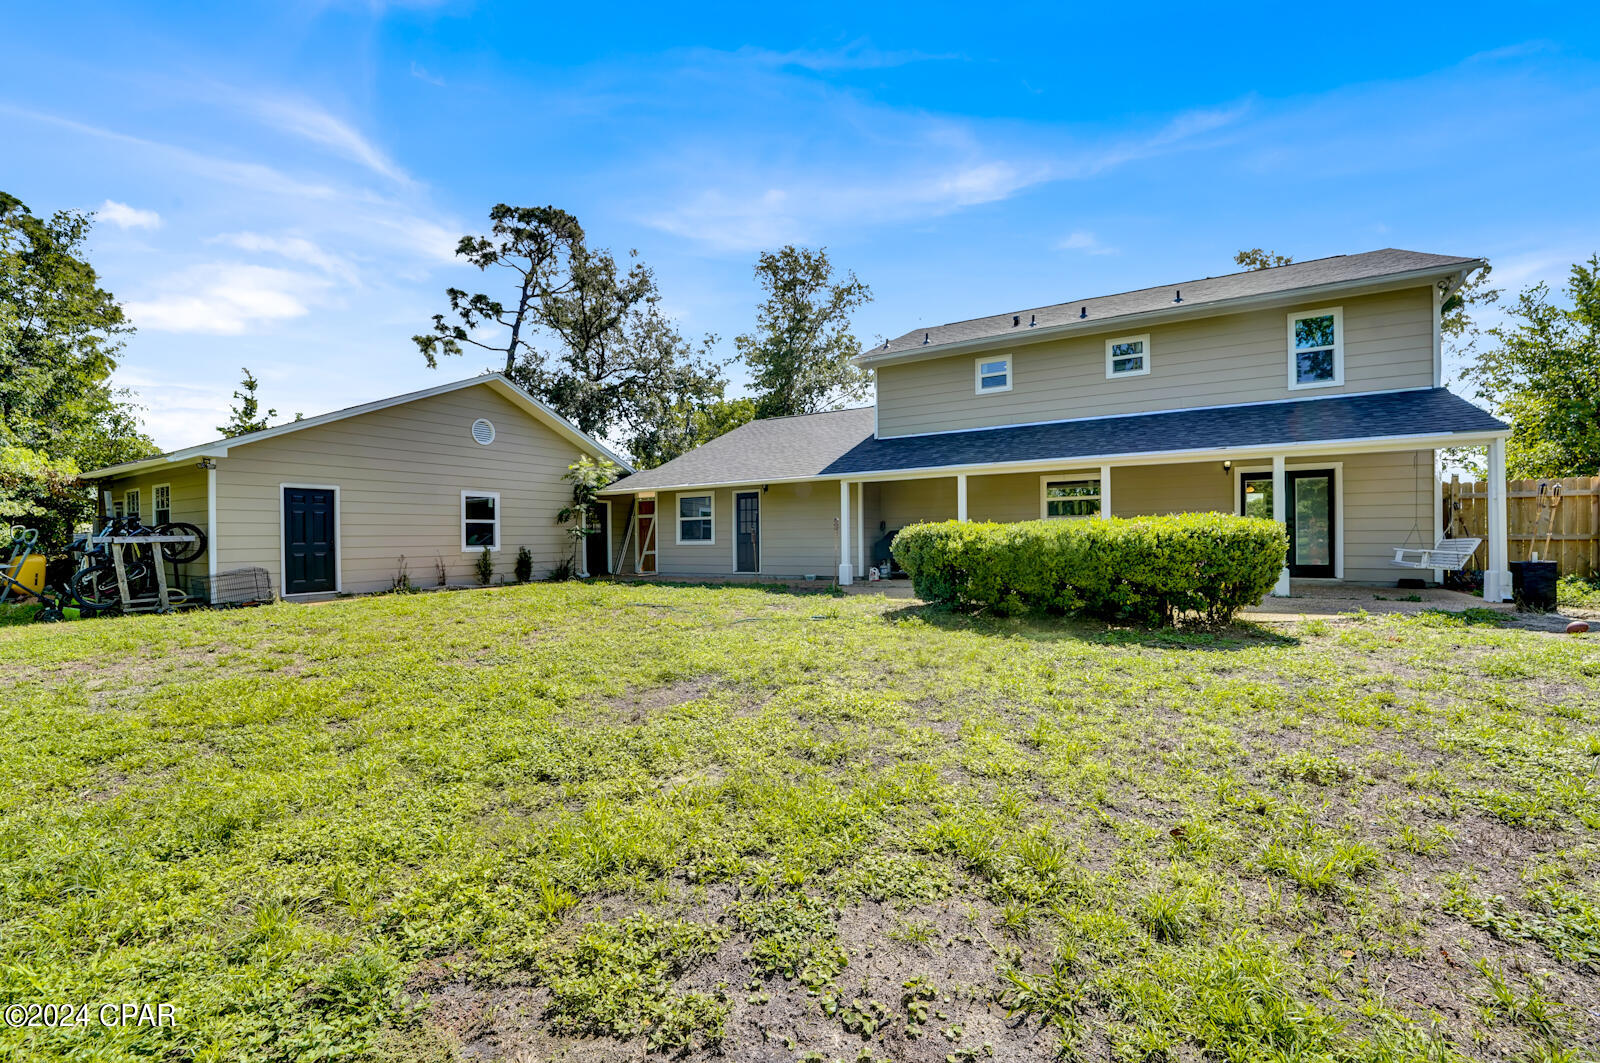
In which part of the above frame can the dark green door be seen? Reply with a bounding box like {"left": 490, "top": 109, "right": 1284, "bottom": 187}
{"left": 283, "top": 487, "right": 336, "bottom": 594}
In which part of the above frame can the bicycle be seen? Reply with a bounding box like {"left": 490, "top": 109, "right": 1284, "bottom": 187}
{"left": 69, "top": 514, "right": 207, "bottom": 613}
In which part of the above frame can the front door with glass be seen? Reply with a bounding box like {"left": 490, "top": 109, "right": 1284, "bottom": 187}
{"left": 1240, "top": 469, "right": 1336, "bottom": 578}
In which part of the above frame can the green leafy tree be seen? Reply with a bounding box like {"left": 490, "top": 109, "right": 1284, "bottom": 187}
{"left": 418, "top": 205, "right": 724, "bottom": 441}
{"left": 414, "top": 203, "right": 584, "bottom": 377}
{"left": 1234, "top": 248, "right": 1293, "bottom": 270}
{"left": 0, "top": 191, "right": 154, "bottom": 468}
{"left": 0, "top": 446, "right": 90, "bottom": 553}
{"left": 556, "top": 455, "right": 620, "bottom": 577}
{"left": 1460, "top": 256, "right": 1600, "bottom": 477}
{"left": 217, "top": 367, "right": 277, "bottom": 437}
{"left": 736, "top": 246, "right": 872, "bottom": 418}
{"left": 627, "top": 393, "right": 755, "bottom": 470}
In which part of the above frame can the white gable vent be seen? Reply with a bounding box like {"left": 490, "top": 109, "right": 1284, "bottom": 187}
{"left": 470, "top": 418, "right": 496, "bottom": 446}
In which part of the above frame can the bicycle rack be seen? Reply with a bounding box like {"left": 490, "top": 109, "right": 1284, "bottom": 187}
{"left": 103, "top": 533, "right": 202, "bottom": 613}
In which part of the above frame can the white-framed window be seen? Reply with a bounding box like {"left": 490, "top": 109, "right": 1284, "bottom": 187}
{"left": 974, "top": 355, "right": 1012, "bottom": 394}
{"left": 1105, "top": 334, "right": 1151, "bottom": 378}
{"left": 461, "top": 490, "right": 500, "bottom": 551}
{"left": 1039, "top": 474, "right": 1102, "bottom": 519}
{"left": 152, "top": 483, "right": 171, "bottom": 525}
{"left": 676, "top": 493, "right": 714, "bottom": 544}
{"left": 1287, "top": 307, "right": 1343, "bottom": 389}
{"left": 124, "top": 489, "right": 141, "bottom": 518}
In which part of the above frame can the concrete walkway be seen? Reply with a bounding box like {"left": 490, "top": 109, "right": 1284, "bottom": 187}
{"left": 1239, "top": 581, "right": 1513, "bottom": 621}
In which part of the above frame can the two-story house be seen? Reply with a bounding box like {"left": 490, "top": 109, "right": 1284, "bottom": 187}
{"left": 601, "top": 250, "right": 1514, "bottom": 601}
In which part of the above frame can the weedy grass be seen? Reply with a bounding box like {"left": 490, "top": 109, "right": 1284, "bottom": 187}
{"left": 1, "top": 580, "right": 1598, "bottom": 1061}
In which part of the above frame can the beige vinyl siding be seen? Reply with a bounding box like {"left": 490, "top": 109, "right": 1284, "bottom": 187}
{"left": 876, "top": 287, "right": 1436, "bottom": 437}
{"left": 654, "top": 483, "right": 839, "bottom": 577}
{"left": 212, "top": 385, "right": 599, "bottom": 595}
{"left": 102, "top": 464, "right": 210, "bottom": 530}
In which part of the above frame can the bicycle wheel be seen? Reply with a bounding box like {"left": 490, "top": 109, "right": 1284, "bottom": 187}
{"left": 157, "top": 522, "right": 207, "bottom": 563}
{"left": 70, "top": 564, "right": 121, "bottom": 612}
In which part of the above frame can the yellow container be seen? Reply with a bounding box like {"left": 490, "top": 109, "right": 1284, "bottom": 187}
{"left": 4, "top": 554, "right": 45, "bottom": 599}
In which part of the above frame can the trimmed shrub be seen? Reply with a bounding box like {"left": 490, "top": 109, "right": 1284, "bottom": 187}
{"left": 892, "top": 513, "right": 1287, "bottom": 625}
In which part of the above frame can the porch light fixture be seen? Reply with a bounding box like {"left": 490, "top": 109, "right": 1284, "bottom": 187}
{"left": 1221, "top": 460, "right": 1232, "bottom": 475}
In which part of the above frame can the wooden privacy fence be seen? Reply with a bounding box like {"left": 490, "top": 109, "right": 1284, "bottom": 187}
{"left": 1443, "top": 475, "right": 1600, "bottom": 577}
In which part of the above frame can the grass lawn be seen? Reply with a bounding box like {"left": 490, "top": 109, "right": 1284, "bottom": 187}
{"left": 3, "top": 582, "right": 1599, "bottom": 1063}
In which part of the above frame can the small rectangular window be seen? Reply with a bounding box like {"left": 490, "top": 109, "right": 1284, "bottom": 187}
{"left": 1105, "top": 334, "right": 1150, "bottom": 378}
{"left": 1041, "top": 476, "right": 1102, "bottom": 519}
{"left": 974, "top": 356, "right": 1012, "bottom": 394}
{"left": 153, "top": 484, "right": 171, "bottom": 525}
{"left": 462, "top": 491, "right": 500, "bottom": 550}
{"left": 677, "top": 494, "right": 714, "bottom": 544}
{"left": 124, "top": 489, "right": 140, "bottom": 518}
{"left": 1287, "top": 307, "right": 1343, "bottom": 389}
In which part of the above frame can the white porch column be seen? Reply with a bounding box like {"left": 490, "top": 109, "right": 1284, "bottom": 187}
{"left": 1271, "top": 455, "right": 1291, "bottom": 596}
{"left": 854, "top": 482, "right": 865, "bottom": 573}
{"left": 956, "top": 474, "right": 968, "bottom": 521}
{"left": 1486, "top": 437, "right": 1510, "bottom": 602}
{"left": 838, "top": 479, "right": 854, "bottom": 585}
{"left": 1099, "top": 464, "right": 1112, "bottom": 519}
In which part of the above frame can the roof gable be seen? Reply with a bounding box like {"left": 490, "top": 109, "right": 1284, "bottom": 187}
{"left": 83, "top": 374, "right": 632, "bottom": 479}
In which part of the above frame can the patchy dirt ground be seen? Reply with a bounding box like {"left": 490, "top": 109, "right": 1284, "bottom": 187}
{"left": 3, "top": 581, "right": 1598, "bottom": 1063}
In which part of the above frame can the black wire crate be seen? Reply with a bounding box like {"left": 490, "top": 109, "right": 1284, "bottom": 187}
{"left": 184, "top": 567, "right": 275, "bottom": 607}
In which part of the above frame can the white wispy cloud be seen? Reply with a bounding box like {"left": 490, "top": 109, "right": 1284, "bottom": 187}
{"left": 725, "top": 40, "right": 961, "bottom": 72}
{"left": 247, "top": 96, "right": 412, "bottom": 185}
{"left": 124, "top": 263, "right": 334, "bottom": 334}
{"left": 98, "top": 200, "right": 162, "bottom": 229}
{"left": 1057, "top": 231, "right": 1115, "bottom": 255}
{"left": 409, "top": 61, "right": 445, "bottom": 86}
{"left": 211, "top": 232, "right": 360, "bottom": 283}
{"left": 640, "top": 101, "right": 1244, "bottom": 253}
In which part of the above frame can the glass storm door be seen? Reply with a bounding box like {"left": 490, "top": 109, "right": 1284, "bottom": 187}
{"left": 1241, "top": 470, "right": 1335, "bottom": 577}
{"left": 734, "top": 491, "right": 760, "bottom": 572}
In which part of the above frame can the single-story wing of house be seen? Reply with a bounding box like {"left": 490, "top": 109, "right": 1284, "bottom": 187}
{"left": 600, "top": 249, "right": 1516, "bottom": 600}
{"left": 81, "top": 373, "right": 632, "bottom": 599}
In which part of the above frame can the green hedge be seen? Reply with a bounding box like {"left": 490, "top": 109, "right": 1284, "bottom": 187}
{"left": 891, "top": 513, "right": 1288, "bottom": 625}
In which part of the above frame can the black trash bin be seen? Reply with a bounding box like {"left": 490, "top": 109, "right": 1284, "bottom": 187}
{"left": 1508, "top": 560, "right": 1558, "bottom": 611}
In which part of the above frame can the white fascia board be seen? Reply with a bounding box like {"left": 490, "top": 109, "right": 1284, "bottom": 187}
{"left": 82, "top": 373, "right": 633, "bottom": 479}
{"left": 854, "top": 264, "right": 1488, "bottom": 370}
{"left": 600, "top": 427, "right": 1508, "bottom": 494}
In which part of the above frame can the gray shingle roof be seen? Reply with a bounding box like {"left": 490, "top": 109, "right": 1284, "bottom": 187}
{"left": 604, "top": 389, "right": 1506, "bottom": 492}
{"left": 864, "top": 249, "right": 1482, "bottom": 360}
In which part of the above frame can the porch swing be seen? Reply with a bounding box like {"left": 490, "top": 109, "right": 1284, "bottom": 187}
{"left": 1391, "top": 451, "right": 1480, "bottom": 571}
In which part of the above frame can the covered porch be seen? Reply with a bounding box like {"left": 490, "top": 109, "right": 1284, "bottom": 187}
{"left": 834, "top": 437, "right": 1514, "bottom": 601}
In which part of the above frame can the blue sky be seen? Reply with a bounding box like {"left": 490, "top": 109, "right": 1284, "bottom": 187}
{"left": 5, "top": 1, "right": 1598, "bottom": 450}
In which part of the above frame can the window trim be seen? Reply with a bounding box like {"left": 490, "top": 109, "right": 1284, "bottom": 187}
{"left": 152, "top": 482, "right": 172, "bottom": 526}
{"left": 1104, "top": 333, "right": 1151, "bottom": 378}
{"left": 973, "top": 355, "right": 1013, "bottom": 395}
{"left": 1286, "top": 306, "right": 1344, "bottom": 391}
{"left": 1038, "top": 473, "right": 1103, "bottom": 520}
{"left": 461, "top": 489, "right": 501, "bottom": 552}
{"left": 675, "top": 491, "right": 716, "bottom": 546}
{"left": 124, "top": 488, "right": 141, "bottom": 518}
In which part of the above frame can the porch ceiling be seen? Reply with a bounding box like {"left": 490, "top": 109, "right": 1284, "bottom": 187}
{"left": 604, "top": 388, "right": 1506, "bottom": 493}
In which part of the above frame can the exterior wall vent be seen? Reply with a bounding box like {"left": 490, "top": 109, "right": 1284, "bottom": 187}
{"left": 471, "top": 418, "right": 496, "bottom": 446}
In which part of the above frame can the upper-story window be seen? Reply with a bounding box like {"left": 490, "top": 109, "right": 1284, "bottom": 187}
{"left": 1105, "top": 334, "right": 1151, "bottom": 378}
{"left": 974, "top": 355, "right": 1012, "bottom": 394}
{"left": 1288, "top": 307, "right": 1343, "bottom": 389}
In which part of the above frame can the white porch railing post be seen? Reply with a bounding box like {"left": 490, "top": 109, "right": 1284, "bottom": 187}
{"left": 1271, "top": 455, "right": 1291, "bottom": 597}
{"left": 1099, "top": 464, "right": 1112, "bottom": 519}
{"left": 855, "top": 482, "right": 865, "bottom": 573}
{"left": 838, "top": 479, "right": 854, "bottom": 585}
{"left": 1487, "top": 437, "right": 1510, "bottom": 602}
{"left": 956, "top": 474, "right": 968, "bottom": 522}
